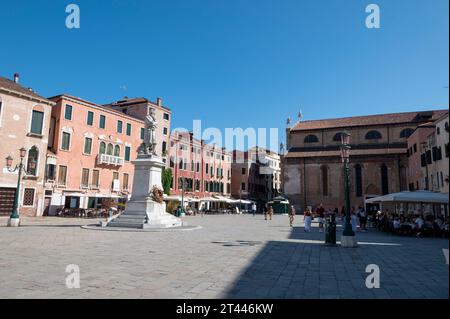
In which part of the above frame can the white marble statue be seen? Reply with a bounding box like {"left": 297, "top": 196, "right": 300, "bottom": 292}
{"left": 139, "top": 108, "right": 158, "bottom": 156}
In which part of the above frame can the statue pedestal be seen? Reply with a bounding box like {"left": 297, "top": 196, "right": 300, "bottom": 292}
{"left": 107, "top": 155, "right": 182, "bottom": 229}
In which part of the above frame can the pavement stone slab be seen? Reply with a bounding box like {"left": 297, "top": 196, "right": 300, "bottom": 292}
{"left": 0, "top": 215, "right": 448, "bottom": 299}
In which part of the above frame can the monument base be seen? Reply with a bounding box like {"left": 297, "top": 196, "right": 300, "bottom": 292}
{"left": 341, "top": 235, "right": 358, "bottom": 248}
{"left": 107, "top": 200, "right": 182, "bottom": 229}
{"left": 107, "top": 154, "right": 182, "bottom": 229}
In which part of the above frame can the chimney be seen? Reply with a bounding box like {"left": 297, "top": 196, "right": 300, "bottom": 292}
{"left": 13, "top": 73, "right": 19, "bottom": 84}
{"left": 156, "top": 97, "right": 162, "bottom": 107}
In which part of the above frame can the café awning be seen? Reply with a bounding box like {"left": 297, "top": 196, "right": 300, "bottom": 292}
{"left": 365, "top": 191, "right": 449, "bottom": 205}
{"left": 235, "top": 199, "right": 254, "bottom": 205}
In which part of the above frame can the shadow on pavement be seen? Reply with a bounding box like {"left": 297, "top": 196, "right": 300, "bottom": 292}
{"left": 223, "top": 227, "right": 449, "bottom": 299}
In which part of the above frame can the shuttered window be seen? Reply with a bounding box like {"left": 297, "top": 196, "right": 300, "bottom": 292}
{"left": 30, "top": 110, "right": 44, "bottom": 135}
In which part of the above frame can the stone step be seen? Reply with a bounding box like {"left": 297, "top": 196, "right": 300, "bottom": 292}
{"left": 107, "top": 214, "right": 146, "bottom": 228}
{"left": 114, "top": 215, "right": 146, "bottom": 220}
{"left": 107, "top": 221, "right": 144, "bottom": 229}
{"left": 109, "top": 218, "right": 145, "bottom": 225}
{"left": 117, "top": 211, "right": 148, "bottom": 216}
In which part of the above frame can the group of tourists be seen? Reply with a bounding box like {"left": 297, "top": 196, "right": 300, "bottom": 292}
{"left": 294, "top": 204, "right": 372, "bottom": 233}
{"left": 376, "top": 210, "right": 449, "bottom": 238}
{"left": 259, "top": 201, "right": 448, "bottom": 239}
{"left": 260, "top": 202, "right": 339, "bottom": 231}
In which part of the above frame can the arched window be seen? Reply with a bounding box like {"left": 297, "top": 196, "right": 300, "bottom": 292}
{"left": 365, "top": 130, "right": 382, "bottom": 140}
{"left": 333, "top": 133, "right": 343, "bottom": 142}
{"left": 381, "top": 164, "right": 389, "bottom": 195}
{"left": 27, "top": 146, "right": 39, "bottom": 176}
{"left": 400, "top": 128, "right": 414, "bottom": 139}
{"left": 99, "top": 142, "right": 106, "bottom": 154}
{"left": 107, "top": 143, "right": 113, "bottom": 155}
{"left": 355, "top": 164, "right": 362, "bottom": 197}
{"left": 304, "top": 134, "right": 319, "bottom": 143}
{"left": 321, "top": 165, "right": 328, "bottom": 196}
{"left": 114, "top": 145, "right": 120, "bottom": 157}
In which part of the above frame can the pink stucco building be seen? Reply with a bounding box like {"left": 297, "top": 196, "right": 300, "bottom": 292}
{"left": 45, "top": 94, "right": 171, "bottom": 214}
{"left": 406, "top": 123, "right": 435, "bottom": 191}
{"left": 167, "top": 131, "right": 232, "bottom": 211}
{"left": 0, "top": 74, "right": 55, "bottom": 217}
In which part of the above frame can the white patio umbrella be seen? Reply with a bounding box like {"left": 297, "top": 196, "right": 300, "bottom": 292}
{"left": 366, "top": 191, "right": 449, "bottom": 204}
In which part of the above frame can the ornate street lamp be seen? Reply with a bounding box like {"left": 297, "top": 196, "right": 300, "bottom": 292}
{"left": 5, "top": 147, "right": 34, "bottom": 227}
{"left": 339, "top": 132, "right": 357, "bottom": 247}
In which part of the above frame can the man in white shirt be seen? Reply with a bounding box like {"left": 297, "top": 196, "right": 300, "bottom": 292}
{"left": 251, "top": 203, "right": 257, "bottom": 217}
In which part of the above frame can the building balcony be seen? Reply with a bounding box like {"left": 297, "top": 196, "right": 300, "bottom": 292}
{"left": 97, "top": 154, "right": 124, "bottom": 166}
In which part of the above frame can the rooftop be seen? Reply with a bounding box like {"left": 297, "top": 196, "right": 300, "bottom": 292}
{"left": 0, "top": 76, "right": 53, "bottom": 104}
{"left": 105, "top": 97, "right": 171, "bottom": 112}
{"left": 48, "top": 94, "right": 145, "bottom": 123}
{"left": 290, "top": 110, "right": 448, "bottom": 131}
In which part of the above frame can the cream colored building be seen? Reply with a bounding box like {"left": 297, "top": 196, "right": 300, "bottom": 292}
{"left": 426, "top": 113, "right": 449, "bottom": 194}
{"left": 0, "top": 74, "right": 55, "bottom": 216}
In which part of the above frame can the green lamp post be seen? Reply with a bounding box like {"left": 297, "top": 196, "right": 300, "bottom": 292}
{"left": 5, "top": 147, "right": 31, "bottom": 227}
{"left": 339, "top": 133, "right": 357, "bottom": 247}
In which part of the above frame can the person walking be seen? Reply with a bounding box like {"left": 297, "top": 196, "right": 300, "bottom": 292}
{"left": 251, "top": 203, "right": 257, "bottom": 217}
{"left": 316, "top": 203, "right": 325, "bottom": 233}
{"left": 267, "top": 205, "right": 273, "bottom": 221}
{"left": 358, "top": 206, "right": 367, "bottom": 231}
{"left": 304, "top": 207, "right": 312, "bottom": 232}
{"left": 351, "top": 210, "right": 358, "bottom": 232}
{"left": 288, "top": 205, "right": 296, "bottom": 227}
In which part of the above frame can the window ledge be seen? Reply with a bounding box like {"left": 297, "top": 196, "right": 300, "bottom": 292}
{"left": 27, "top": 133, "right": 43, "bottom": 138}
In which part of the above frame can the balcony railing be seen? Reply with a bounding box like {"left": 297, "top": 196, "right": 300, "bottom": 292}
{"left": 97, "top": 154, "right": 124, "bottom": 166}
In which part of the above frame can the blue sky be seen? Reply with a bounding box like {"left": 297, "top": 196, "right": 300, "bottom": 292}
{"left": 0, "top": 0, "right": 448, "bottom": 151}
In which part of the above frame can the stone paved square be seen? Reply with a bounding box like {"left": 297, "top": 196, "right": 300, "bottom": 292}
{"left": 0, "top": 215, "right": 448, "bottom": 299}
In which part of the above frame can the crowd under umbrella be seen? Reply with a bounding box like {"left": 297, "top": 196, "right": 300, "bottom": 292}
{"left": 366, "top": 190, "right": 449, "bottom": 218}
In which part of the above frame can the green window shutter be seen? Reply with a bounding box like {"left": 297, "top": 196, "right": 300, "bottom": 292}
{"left": 117, "top": 121, "right": 123, "bottom": 133}
{"left": 99, "top": 115, "right": 106, "bottom": 129}
{"left": 84, "top": 138, "right": 92, "bottom": 154}
{"left": 65, "top": 105, "right": 72, "bottom": 120}
{"left": 62, "top": 132, "right": 71, "bottom": 150}
{"left": 126, "top": 123, "right": 132, "bottom": 136}
{"left": 87, "top": 111, "right": 94, "bottom": 125}
{"left": 140, "top": 128, "right": 145, "bottom": 139}
{"left": 99, "top": 142, "right": 106, "bottom": 154}
{"left": 30, "top": 110, "right": 44, "bottom": 134}
{"left": 125, "top": 146, "right": 131, "bottom": 161}
{"left": 114, "top": 145, "right": 120, "bottom": 157}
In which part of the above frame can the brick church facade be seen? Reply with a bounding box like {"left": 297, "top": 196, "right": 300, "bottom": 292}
{"left": 282, "top": 110, "right": 448, "bottom": 212}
